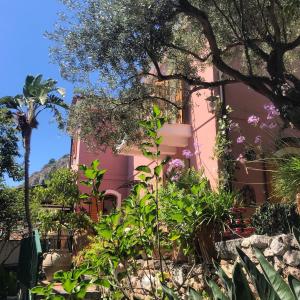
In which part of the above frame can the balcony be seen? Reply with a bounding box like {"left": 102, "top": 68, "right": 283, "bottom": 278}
{"left": 120, "top": 123, "right": 192, "bottom": 157}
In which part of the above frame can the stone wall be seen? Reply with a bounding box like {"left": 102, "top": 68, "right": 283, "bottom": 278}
{"left": 215, "top": 234, "right": 300, "bottom": 280}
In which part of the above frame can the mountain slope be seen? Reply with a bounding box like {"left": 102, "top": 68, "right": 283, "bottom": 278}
{"left": 29, "top": 154, "right": 70, "bottom": 186}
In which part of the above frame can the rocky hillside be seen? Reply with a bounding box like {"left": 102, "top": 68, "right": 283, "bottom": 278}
{"left": 29, "top": 154, "right": 70, "bottom": 186}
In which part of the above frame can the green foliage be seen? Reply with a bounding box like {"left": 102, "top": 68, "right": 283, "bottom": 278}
{"left": 79, "top": 160, "right": 106, "bottom": 203}
{"left": 32, "top": 168, "right": 79, "bottom": 207}
{"left": 207, "top": 245, "right": 300, "bottom": 300}
{"left": 272, "top": 156, "right": 300, "bottom": 202}
{"left": 174, "top": 167, "right": 209, "bottom": 192}
{"left": 0, "top": 185, "right": 24, "bottom": 239}
{"left": 30, "top": 168, "right": 92, "bottom": 235}
{"left": 251, "top": 202, "right": 300, "bottom": 235}
{"left": 0, "top": 108, "right": 22, "bottom": 180}
{"left": 32, "top": 268, "right": 92, "bottom": 299}
{"left": 50, "top": 0, "right": 300, "bottom": 137}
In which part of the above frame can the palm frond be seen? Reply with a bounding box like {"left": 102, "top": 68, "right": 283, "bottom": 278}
{"left": 0, "top": 96, "right": 22, "bottom": 111}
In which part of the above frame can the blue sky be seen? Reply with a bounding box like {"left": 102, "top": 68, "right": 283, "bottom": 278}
{"left": 0, "top": 1, "right": 74, "bottom": 185}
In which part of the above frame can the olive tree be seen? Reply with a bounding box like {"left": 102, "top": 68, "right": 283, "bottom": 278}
{"left": 48, "top": 0, "right": 300, "bottom": 148}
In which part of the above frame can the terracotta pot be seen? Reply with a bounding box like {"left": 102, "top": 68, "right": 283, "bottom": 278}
{"left": 42, "top": 249, "right": 72, "bottom": 281}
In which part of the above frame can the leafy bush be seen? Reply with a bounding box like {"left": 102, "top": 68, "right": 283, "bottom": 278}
{"left": 251, "top": 202, "right": 300, "bottom": 235}
{"left": 273, "top": 155, "right": 300, "bottom": 202}
{"left": 0, "top": 185, "right": 24, "bottom": 240}
{"left": 160, "top": 181, "right": 235, "bottom": 258}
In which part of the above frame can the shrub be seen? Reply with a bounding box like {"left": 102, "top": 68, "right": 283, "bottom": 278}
{"left": 272, "top": 155, "right": 300, "bottom": 202}
{"left": 251, "top": 202, "right": 300, "bottom": 235}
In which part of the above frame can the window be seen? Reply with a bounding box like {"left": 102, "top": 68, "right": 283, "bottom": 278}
{"left": 102, "top": 194, "right": 117, "bottom": 215}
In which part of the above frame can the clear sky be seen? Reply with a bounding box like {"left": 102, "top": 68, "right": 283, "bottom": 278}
{"left": 0, "top": 1, "right": 74, "bottom": 185}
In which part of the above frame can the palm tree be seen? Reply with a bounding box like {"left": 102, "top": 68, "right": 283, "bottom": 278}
{"left": 0, "top": 75, "right": 68, "bottom": 235}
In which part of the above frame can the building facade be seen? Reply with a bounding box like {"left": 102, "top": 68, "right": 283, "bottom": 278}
{"left": 70, "top": 66, "right": 300, "bottom": 220}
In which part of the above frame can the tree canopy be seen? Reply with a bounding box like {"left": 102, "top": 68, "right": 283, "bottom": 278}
{"left": 50, "top": 0, "right": 300, "bottom": 147}
{"left": 0, "top": 109, "right": 22, "bottom": 180}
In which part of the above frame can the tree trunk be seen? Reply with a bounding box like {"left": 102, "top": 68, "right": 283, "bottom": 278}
{"left": 24, "top": 129, "right": 33, "bottom": 236}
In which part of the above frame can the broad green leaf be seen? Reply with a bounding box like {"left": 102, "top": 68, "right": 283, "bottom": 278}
{"left": 207, "top": 279, "right": 229, "bottom": 300}
{"left": 155, "top": 136, "right": 163, "bottom": 145}
{"left": 254, "top": 248, "right": 295, "bottom": 300}
{"left": 153, "top": 104, "right": 160, "bottom": 117}
{"left": 84, "top": 169, "right": 96, "bottom": 179}
{"left": 154, "top": 165, "right": 162, "bottom": 177}
{"left": 31, "top": 286, "right": 48, "bottom": 295}
{"left": 232, "top": 262, "right": 255, "bottom": 300}
{"left": 161, "top": 283, "right": 179, "bottom": 300}
{"left": 75, "top": 283, "right": 89, "bottom": 299}
{"left": 288, "top": 275, "right": 300, "bottom": 299}
{"left": 136, "top": 165, "right": 151, "bottom": 173}
{"left": 52, "top": 296, "right": 65, "bottom": 300}
{"left": 188, "top": 287, "right": 203, "bottom": 299}
{"left": 93, "top": 278, "right": 111, "bottom": 288}
{"left": 237, "top": 247, "right": 279, "bottom": 300}
{"left": 142, "top": 149, "right": 154, "bottom": 158}
{"left": 99, "top": 229, "right": 113, "bottom": 240}
{"left": 214, "top": 262, "right": 233, "bottom": 295}
{"left": 62, "top": 279, "right": 77, "bottom": 293}
{"left": 171, "top": 213, "right": 183, "bottom": 223}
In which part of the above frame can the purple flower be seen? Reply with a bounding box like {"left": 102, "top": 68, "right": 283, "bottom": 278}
{"left": 229, "top": 122, "right": 239, "bottom": 131}
{"left": 167, "top": 159, "right": 185, "bottom": 174}
{"left": 268, "top": 122, "right": 277, "bottom": 129}
{"left": 237, "top": 135, "right": 246, "bottom": 144}
{"left": 182, "top": 149, "right": 193, "bottom": 159}
{"left": 254, "top": 135, "right": 262, "bottom": 144}
{"left": 248, "top": 115, "right": 260, "bottom": 126}
{"left": 264, "top": 104, "right": 280, "bottom": 119}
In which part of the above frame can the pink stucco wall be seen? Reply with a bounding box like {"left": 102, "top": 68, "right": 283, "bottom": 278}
{"left": 188, "top": 66, "right": 219, "bottom": 188}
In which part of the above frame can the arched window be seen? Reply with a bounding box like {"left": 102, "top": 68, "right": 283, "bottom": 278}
{"left": 100, "top": 190, "right": 122, "bottom": 215}
{"left": 103, "top": 194, "right": 117, "bottom": 215}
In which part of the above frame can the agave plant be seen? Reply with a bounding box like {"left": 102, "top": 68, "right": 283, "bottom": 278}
{"left": 207, "top": 227, "right": 300, "bottom": 300}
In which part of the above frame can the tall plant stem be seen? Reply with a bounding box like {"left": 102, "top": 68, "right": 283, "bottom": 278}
{"left": 24, "top": 129, "right": 33, "bottom": 235}
{"left": 155, "top": 145, "right": 164, "bottom": 282}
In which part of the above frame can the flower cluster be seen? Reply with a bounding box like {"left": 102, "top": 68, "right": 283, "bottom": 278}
{"left": 247, "top": 115, "right": 260, "bottom": 126}
{"left": 264, "top": 104, "right": 280, "bottom": 120}
{"left": 237, "top": 135, "right": 246, "bottom": 144}
{"left": 167, "top": 159, "right": 185, "bottom": 182}
{"left": 182, "top": 149, "right": 193, "bottom": 159}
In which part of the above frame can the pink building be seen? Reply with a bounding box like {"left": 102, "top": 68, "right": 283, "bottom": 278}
{"left": 70, "top": 66, "right": 300, "bottom": 220}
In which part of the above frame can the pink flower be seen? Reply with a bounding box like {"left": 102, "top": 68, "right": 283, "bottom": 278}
{"left": 237, "top": 135, "right": 246, "bottom": 144}
{"left": 170, "top": 175, "right": 180, "bottom": 182}
{"left": 182, "top": 149, "right": 193, "bottom": 159}
{"left": 236, "top": 154, "right": 246, "bottom": 164}
{"left": 254, "top": 135, "right": 262, "bottom": 144}
{"left": 247, "top": 115, "right": 260, "bottom": 126}
{"left": 264, "top": 104, "right": 280, "bottom": 119}
{"left": 167, "top": 159, "right": 185, "bottom": 174}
